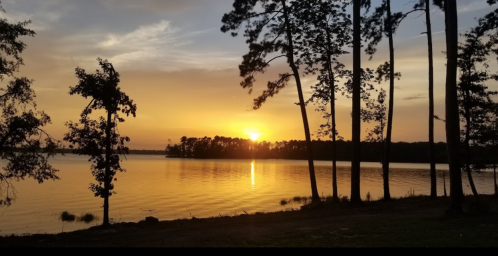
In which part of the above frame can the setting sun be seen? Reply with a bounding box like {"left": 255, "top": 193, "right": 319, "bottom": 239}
{"left": 248, "top": 133, "right": 261, "bottom": 141}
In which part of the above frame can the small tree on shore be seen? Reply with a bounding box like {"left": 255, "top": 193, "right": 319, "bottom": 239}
{"left": 64, "top": 58, "right": 137, "bottom": 226}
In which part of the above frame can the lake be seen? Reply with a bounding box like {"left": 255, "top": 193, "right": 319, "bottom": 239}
{"left": 0, "top": 154, "right": 496, "bottom": 236}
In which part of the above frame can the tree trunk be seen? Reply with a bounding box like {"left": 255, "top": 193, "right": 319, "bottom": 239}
{"left": 351, "top": 0, "right": 362, "bottom": 204}
{"left": 426, "top": 0, "right": 437, "bottom": 199}
{"left": 331, "top": 75, "right": 338, "bottom": 203}
{"left": 281, "top": 0, "right": 320, "bottom": 201}
{"left": 494, "top": 163, "right": 497, "bottom": 197}
{"left": 443, "top": 171, "right": 448, "bottom": 197}
{"left": 103, "top": 109, "right": 112, "bottom": 226}
{"left": 494, "top": 126, "right": 498, "bottom": 197}
{"left": 464, "top": 93, "right": 479, "bottom": 202}
{"left": 325, "top": 31, "right": 339, "bottom": 203}
{"left": 465, "top": 164, "right": 479, "bottom": 200}
{"left": 382, "top": 0, "right": 394, "bottom": 201}
{"left": 444, "top": 0, "right": 464, "bottom": 214}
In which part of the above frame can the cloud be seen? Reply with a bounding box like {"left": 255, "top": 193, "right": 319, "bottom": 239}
{"left": 101, "top": 0, "right": 200, "bottom": 14}
{"left": 0, "top": 0, "right": 67, "bottom": 31}
{"left": 403, "top": 94, "right": 426, "bottom": 101}
{"left": 52, "top": 20, "right": 241, "bottom": 72}
{"left": 457, "top": 0, "right": 491, "bottom": 14}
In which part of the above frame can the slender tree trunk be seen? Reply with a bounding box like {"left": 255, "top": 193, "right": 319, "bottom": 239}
{"left": 103, "top": 109, "right": 112, "bottom": 226}
{"left": 494, "top": 125, "right": 498, "bottom": 197}
{"left": 281, "top": 0, "right": 320, "bottom": 201}
{"left": 465, "top": 163, "right": 479, "bottom": 200}
{"left": 443, "top": 171, "right": 448, "bottom": 197}
{"left": 331, "top": 75, "right": 338, "bottom": 202}
{"left": 444, "top": 0, "right": 464, "bottom": 214}
{"left": 351, "top": 0, "right": 362, "bottom": 204}
{"left": 382, "top": 0, "right": 394, "bottom": 201}
{"left": 426, "top": 0, "right": 437, "bottom": 199}
{"left": 494, "top": 162, "right": 497, "bottom": 197}
{"left": 325, "top": 32, "right": 339, "bottom": 203}
{"left": 464, "top": 95, "right": 479, "bottom": 201}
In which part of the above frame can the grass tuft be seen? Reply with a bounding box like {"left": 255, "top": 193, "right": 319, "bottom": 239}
{"left": 60, "top": 211, "right": 76, "bottom": 222}
{"left": 78, "top": 213, "right": 97, "bottom": 223}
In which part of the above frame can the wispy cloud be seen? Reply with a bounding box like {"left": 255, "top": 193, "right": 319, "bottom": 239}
{"left": 0, "top": 0, "right": 72, "bottom": 31}
{"left": 403, "top": 94, "right": 426, "bottom": 101}
{"left": 101, "top": 0, "right": 199, "bottom": 14}
{"left": 55, "top": 20, "right": 241, "bottom": 71}
{"left": 457, "top": 0, "right": 490, "bottom": 14}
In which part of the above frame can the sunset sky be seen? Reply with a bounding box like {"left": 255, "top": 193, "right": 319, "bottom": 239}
{"left": 2, "top": 0, "right": 496, "bottom": 150}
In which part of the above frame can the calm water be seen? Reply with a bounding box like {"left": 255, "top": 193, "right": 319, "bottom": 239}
{"left": 0, "top": 154, "right": 496, "bottom": 236}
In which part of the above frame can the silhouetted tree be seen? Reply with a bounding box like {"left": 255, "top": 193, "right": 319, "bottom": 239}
{"left": 485, "top": 118, "right": 498, "bottom": 196}
{"left": 362, "top": 0, "right": 405, "bottom": 201}
{"left": 0, "top": 3, "right": 61, "bottom": 207}
{"left": 362, "top": 88, "right": 387, "bottom": 154}
{"left": 64, "top": 58, "right": 137, "bottom": 226}
{"left": 296, "top": 0, "right": 351, "bottom": 203}
{"left": 405, "top": 0, "right": 438, "bottom": 199}
{"left": 457, "top": 19, "right": 498, "bottom": 203}
{"left": 221, "top": 0, "right": 320, "bottom": 201}
{"left": 351, "top": 0, "right": 363, "bottom": 204}
{"left": 434, "top": 0, "right": 465, "bottom": 214}
{"left": 423, "top": 0, "right": 438, "bottom": 200}
{"left": 361, "top": 63, "right": 400, "bottom": 167}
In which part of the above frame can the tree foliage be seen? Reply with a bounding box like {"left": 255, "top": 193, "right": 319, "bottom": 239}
{"left": 64, "top": 58, "right": 136, "bottom": 225}
{"left": 221, "top": 0, "right": 320, "bottom": 200}
{"left": 456, "top": 4, "right": 498, "bottom": 201}
{"left": 0, "top": 2, "right": 61, "bottom": 207}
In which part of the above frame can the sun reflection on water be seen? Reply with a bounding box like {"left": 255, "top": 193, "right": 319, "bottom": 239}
{"left": 251, "top": 160, "right": 255, "bottom": 188}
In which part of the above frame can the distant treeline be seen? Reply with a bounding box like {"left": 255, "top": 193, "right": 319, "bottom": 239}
{"left": 56, "top": 148, "right": 164, "bottom": 155}
{"left": 165, "top": 136, "right": 498, "bottom": 164}
{"left": 164, "top": 136, "right": 469, "bottom": 164}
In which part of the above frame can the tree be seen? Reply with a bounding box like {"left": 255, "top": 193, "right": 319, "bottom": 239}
{"left": 456, "top": 3, "right": 498, "bottom": 204}
{"left": 424, "top": 0, "right": 438, "bottom": 199}
{"left": 362, "top": 63, "right": 400, "bottom": 167}
{"left": 435, "top": 0, "right": 465, "bottom": 214}
{"left": 457, "top": 18, "right": 498, "bottom": 203}
{"left": 405, "top": 0, "right": 438, "bottom": 199}
{"left": 296, "top": 0, "right": 351, "bottom": 203}
{"left": 422, "top": 0, "right": 438, "bottom": 200}
{"left": 221, "top": 0, "right": 320, "bottom": 201}
{"left": 362, "top": 88, "right": 387, "bottom": 161}
{"left": 64, "top": 58, "right": 137, "bottom": 226}
{"left": 0, "top": 3, "right": 61, "bottom": 207}
{"left": 351, "top": 0, "right": 363, "bottom": 204}
{"left": 485, "top": 117, "right": 498, "bottom": 197}
{"left": 362, "top": 0, "right": 405, "bottom": 201}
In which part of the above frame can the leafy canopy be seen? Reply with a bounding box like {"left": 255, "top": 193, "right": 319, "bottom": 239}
{"left": 0, "top": 2, "right": 61, "bottom": 207}
{"left": 64, "top": 58, "right": 137, "bottom": 198}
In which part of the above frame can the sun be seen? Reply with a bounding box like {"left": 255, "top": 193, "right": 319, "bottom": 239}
{"left": 247, "top": 133, "right": 261, "bottom": 141}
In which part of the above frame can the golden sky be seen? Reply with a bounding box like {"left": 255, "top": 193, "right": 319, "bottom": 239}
{"left": 3, "top": 0, "right": 497, "bottom": 150}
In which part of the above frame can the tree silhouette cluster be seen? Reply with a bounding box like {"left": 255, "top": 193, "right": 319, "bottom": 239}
{"left": 0, "top": 1, "right": 138, "bottom": 227}
{"left": 165, "top": 136, "right": 470, "bottom": 163}
{"left": 221, "top": 0, "right": 498, "bottom": 211}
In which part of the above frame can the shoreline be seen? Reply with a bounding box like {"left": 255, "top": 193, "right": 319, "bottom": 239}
{"left": 1, "top": 195, "right": 497, "bottom": 247}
